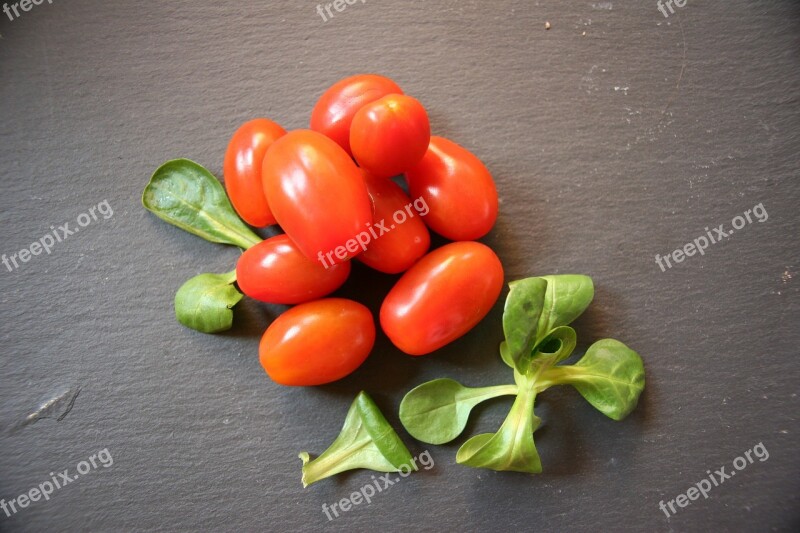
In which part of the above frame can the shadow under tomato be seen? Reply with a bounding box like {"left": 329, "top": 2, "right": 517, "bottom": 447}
{"left": 220, "top": 297, "right": 288, "bottom": 340}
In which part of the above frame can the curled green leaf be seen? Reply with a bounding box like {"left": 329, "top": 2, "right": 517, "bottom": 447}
{"left": 143, "top": 158, "right": 262, "bottom": 249}
{"left": 545, "top": 339, "right": 645, "bottom": 420}
{"left": 174, "top": 270, "right": 242, "bottom": 333}
{"left": 399, "top": 379, "right": 517, "bottom": 445}
{"left": 532, "top": 326, "right": 577, "bottom": 366}
{"left": 300, "top": 391, "right": 414, "bottom": 488}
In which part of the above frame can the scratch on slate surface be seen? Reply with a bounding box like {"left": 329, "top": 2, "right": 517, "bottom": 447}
{"left": 20, "top": 386, "right": 82, "bottom": 427}
{"left": 660, "top": 11, "right": 688, "bottom": 118}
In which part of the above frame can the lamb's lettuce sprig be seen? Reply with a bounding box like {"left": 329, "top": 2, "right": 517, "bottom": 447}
{"left": 399, "top": 275, "right": 645, "bottom": 473}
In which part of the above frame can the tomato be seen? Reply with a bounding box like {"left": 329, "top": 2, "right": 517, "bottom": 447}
{"left": 310, "top": 74, "right": 403, "bottom": 157}
{"left": 260, "top": 298, "right": 375, "bottom": 386}
{"left": 405, "top": 136, "right": 498, "bottom": 241}
{"left": 350, "top": 94, "right": 430, "bottom": 179}
{"left": 357, "top": 172, "right": 430, "bottom": 274}
{"left": 223, "top": 118, "right": 287, "bottom": 227}
{"left": 236, "top": 234, "right": 350, "bottom": 304}
{"left": 262, "top": 130, "right": 373, "bottom": 265}
{"left": 380, "top": 241, "right": 504, "bottom": 356}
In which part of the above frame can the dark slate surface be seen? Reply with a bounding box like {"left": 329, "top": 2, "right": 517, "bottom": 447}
{"left": 1, "top": 1, "right": 798, "bottom": 531}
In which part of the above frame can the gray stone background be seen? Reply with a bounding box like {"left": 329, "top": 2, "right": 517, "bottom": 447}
{"left": 1, "top": 1, "right": 798, "bottom": 531}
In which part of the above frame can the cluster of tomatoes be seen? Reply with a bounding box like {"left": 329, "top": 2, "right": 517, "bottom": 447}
{"left": 224, "top": 74, "right": 503, "bottom": 386}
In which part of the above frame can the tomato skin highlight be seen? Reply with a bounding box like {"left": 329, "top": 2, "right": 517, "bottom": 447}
{"left": 236, "top": 234, "right": 350, "bottom": 304}
{"left": 223, "top": 119, "right": 287, "bottom": 227}
{"left": 405, "top": 136, "right": 499, "bottom": 241}
{"left": 310, "top": 74, "right": 403, "bottom": 157}
{"left": 380, "top": 241, "right": 504, "bottom": 356}
{"left": 260, "top": 299, "right": 376, "bottom": 386}
{"left": 262, "top": 129, "right": 373, "bottom": 265}
{"left": 350, "top": 94, "right": 431, "bottom": 179}
{"left": 357, "top": 172, "right": 431, "bottom": 274}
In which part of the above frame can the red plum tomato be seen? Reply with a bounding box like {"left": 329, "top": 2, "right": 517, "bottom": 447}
{"left": 350, "top": 94, "right": 430, "bottom": 179}
{"left": 262, "top": 130, "right": 373, "bottom": 265}
{"left": 260, "top": 299, "right": 375, "bottom": 386}
{"left": 380, "top": 241, "right": 504, "bottom": 356}
{"left": 357, "top": 172, "right": 431, "bottom": 274}
{"left": 310, "top": 74, "right": 403, "bottom": 156}
{"left": 223, "top": 119, "right": 286, "bottom": 227}
{"left": 405, "top": 136, "right": 498, "bottom": 240}
{"left": 236, "top": 234, "right": 350, "bottom": 304}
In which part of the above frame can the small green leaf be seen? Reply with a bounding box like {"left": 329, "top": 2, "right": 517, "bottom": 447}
{"left": 143, "top": 158, "right": 262, "bottom": 249}
{"left": 456, "top": 385, "right": 542, "bottom": 473}
{"left": 535, "top": 275, "right": 594, "bottom": 341}
{"left": 300, "top": 391, "right": 414, "bottom": 487}
{"left": 545, "top": 339, "right": 645, "bottom": 420}
{"left": 502, "top": 277, "right": 548, "bottom": 371}
{"left": 399, "top": 379, "right": 517, "bottom": 445}
{"left": 174, "top": 270, "right": 242, "bottom": 333}
{"left": 531, "top": 326, "right": 577, "bottom": 366}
